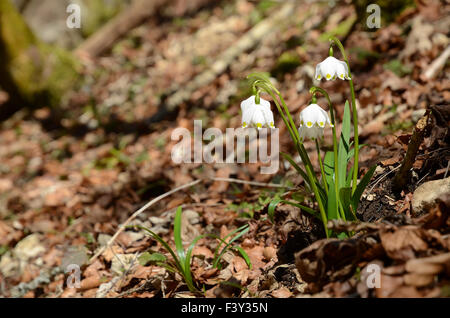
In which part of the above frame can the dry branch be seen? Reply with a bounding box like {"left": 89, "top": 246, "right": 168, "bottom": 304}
{"left": 392, "top": 110, "right": 432, "bottom": 193}
{"left": 89, "top": 179, "right": 202, "bottom": 264}
{"left": 89, "top": 176, "right": 293, "bottom": 264}
{"left": 76, "top": 0, "right": 167, "bottom": 57}
{"left": 423, "top": 45, "right": 450, "bottom": 80}
{"left": 76, "top": 0, "right": 214, "bottom": 58}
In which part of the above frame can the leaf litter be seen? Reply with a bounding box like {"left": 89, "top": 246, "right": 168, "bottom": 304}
{"left": 0, "top": 0, "right": 449, "bottom": 298}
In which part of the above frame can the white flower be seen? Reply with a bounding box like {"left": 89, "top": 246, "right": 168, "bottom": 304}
{"left": 298, "top": 103, "right": 333, "bottom": 141}
{"left": 315, "top": 56, "right": 351, "bottom": 81}
{"left": 241, "top": 95, "right": 275, "bottom": 129}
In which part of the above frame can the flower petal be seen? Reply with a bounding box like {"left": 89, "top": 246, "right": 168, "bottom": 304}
{"left": 251, "top": 109, "right": 266, "bottom": 129}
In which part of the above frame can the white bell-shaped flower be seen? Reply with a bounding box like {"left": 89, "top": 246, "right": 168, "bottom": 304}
{"left": 298, "top": 103, "right": 333, "bottom": 141}
{"left": 315, "top": 56, "right": 351, "bottom": 81}
{"left": 241, "top": 95, "right": 275, "bottom": 129}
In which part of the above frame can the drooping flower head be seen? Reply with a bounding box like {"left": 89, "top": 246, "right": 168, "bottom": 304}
{"left": 241, "top": 95, "right": 275, "bottom": 129}
{"left": 315, "top": 56, "right": 351, "bottom": 81}
{"left": 298, "top": 103, "right": 333, "bottom": 141}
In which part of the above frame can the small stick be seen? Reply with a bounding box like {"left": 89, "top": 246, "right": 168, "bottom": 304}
{"left": 392, "top": 111, "right": 431, "bottom": 193}
{"left": 89, "top": 179, "right": 201, "bottom": 264}
{"left": 423, "top": 45, "right": 450, "bottom": 80}
{"left": 211, "top": 177, "right": 293, "bottom": 189}
{"left": 89, "top": 176, "right": 294, "bottom": 264}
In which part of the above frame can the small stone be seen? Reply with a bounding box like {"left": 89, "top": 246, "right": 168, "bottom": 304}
{"left": 111, "top": 254, "right": 137, "bottom": 275}
{"left": 263, "top": 246, "right": 277, "bottom": 261}
{"left": 61, "top": 245, "right": 89, "bottom": 270}
{"left": 412, "top": 177, "right": 450, "bottom": 214}
{"left": 97, "top": 234, "right": 112, "bottom": 247}
{"left": 182, "top": 210, "right": 200, "bottom": 225}
{"left": 0, "top": 179, "right": 13, "bottom": 192}
{"left": 96, "top": 277, "right": 120, "bottom": 298}
{"left": 14, "top": 234, "right": 46, "bottom": 261}
{"left": 0, "top": 252, "right": 20, "bottom": 277}
{"left": 126, "top": 231, "right": 145, "bottom": 242}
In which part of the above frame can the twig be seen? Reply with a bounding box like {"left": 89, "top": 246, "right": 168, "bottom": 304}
{"left": 89, "top": 174, "right": 296, "bottom": 264}
{"left": 392, "top": 110, "right": 431, "bottom": 193}
{"left": 444, "top": 161, "right": 450, "bottom": 179}
{"left": 77, "top": 0, "right": 214, "bottom": 58}
{"left": 77, "top": 0, "right": 166, "bottom": 57}
{"left": 368, "top": 165, "right": 400, "bottom": 193}
{"left": 423, "top": 45, "right": 450, "bottom": 80}
{"left": 89, "top": 179, "right": 202, "bottom": 264}
{"left": 211, "top": 177, "right": 293, "bottom": 189}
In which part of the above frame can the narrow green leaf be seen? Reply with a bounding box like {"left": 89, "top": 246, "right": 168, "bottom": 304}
{"left": 280, "top": 152, "right": 309, "bottom": 186}
{"left": 138, "top": 252, "right": 166, "bottom": 266}
{"left": 352, "top": 165, "right": 376, "bottom": 211}
{"left": 327, "top": 185, "right": 338, "bottom": 221}
{"left": 213, "top": 225, "right": 249, "bottom": 269}
{"left": 233, "top": 246, "right": 252, "bottom": 269}
{"left": 346, "top": 164, "right": 354, "bottom": 188}
{"left": 184, "top": 233, "right": 210, "bottom": 292}
{"left": 281, "top": 200, "right": 320, "bottom": 219}
{"left": 136, "top": 225, "right": 183, "bottom": 274}
{"left": 339, "top": 187, "right": 352, "bottom": 210}
{"left": 338, "top": 101, "right": 351, "bottom": 189}
{"left": 347, "top": 144, "right": 367, "bottom": 161}
{"left": 213, "top": 224, "right": 249, "bottom": 262}
{"left": 323, "top": 151, "right": 335, "bottom": 187}
{"left": 339, "top": 187, "right": 355, "bottom": 220}
{"left": 173, "top": 206, "right": 186, "bottom": 271}
{"left": 268, "top": 198, "right": 282, "bottom": 223}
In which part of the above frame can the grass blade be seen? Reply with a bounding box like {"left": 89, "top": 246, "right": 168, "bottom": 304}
{"left": 338, "top": 100, "right": 351, "bottom": 189}
{"left": 352, "top": 165, "right": 376, "bottom": 211}
{"left": 280, "top": 152, "right": 309, "bottom": 186}
{"left": 173, "top": 206, "right": 186, "bottom": 271}
{"left": 213, "top": 225, "right": 249, "bottom": 269}
{"left": 268, "top": 197, "right": 282, "bottom": 223}
{"left": 281, "top": 200, "right": 320, "bottom": 219}
{"left": 135, "top": 225, "right": 183, "bottom": 274}
{"left": 233, "top": 246, "right": 252, "bottom": 269}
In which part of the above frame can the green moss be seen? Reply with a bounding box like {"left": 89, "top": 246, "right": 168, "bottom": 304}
{"left": 81, "top": 0, "right": 127, "bottom": 38}
{"left": 383, "top": 59, "right": 412, "bottom": 77}
{"left": 0, "top": 0, "right": 43, "bottom": 101}
{"left": 0, "top": 0, "right": 80, "bottom": 109}
{"left": 271, "top": 51, "right": 301, "bottom": 76}
{"left": 0, "top": 245, "right": 8, "bottom": 257}
{"left": 352, "top": 0, "right": 415, "bottom": 28}
{"left": 319, "top": 15, "right": 357, "bottom": 42}
{"left": 351, "top": 47, "right": 381, "bottom": 62}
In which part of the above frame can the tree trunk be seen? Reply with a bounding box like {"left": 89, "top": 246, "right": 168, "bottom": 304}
{"left": 0, "top": 0, "right": 79, "bottom": 120}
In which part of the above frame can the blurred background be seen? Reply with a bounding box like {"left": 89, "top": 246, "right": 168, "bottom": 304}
{"left": 0, "top": 0, "right": 449, "bottom": 298}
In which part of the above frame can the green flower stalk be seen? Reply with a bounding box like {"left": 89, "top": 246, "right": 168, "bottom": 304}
{"left": 328, "top": 36, "right": 359, "bottom": 194}
{"left": 240, "top": 38, "right": 375, "bottom": 238}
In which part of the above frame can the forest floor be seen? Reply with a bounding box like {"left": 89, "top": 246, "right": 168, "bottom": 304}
{"left": 0, "top": 0, "right": 449, "bottom": 298}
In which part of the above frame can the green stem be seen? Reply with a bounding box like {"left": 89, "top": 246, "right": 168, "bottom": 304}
{"left": 348, "top": 79, "right": 358, "bottom": 194}
{"left": 305, "top": 164, "right": 329, "bottom": 237}
{"left": 315, "top": 139, "right": 328, "bottom": 195}
{"left": 310, "top": 86, "right": 340, "bottom": 220}
{"left": 330, "top": 36, "right": 359, "bottom": 195}
{"left": 253, "top": 81, "right": 321, "bottom": 191}
{"left": 278, "top": 93, "right": 300, "bottom": 143}
{"left": 253, "top": 79, "right": 327, "bottom": 233}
